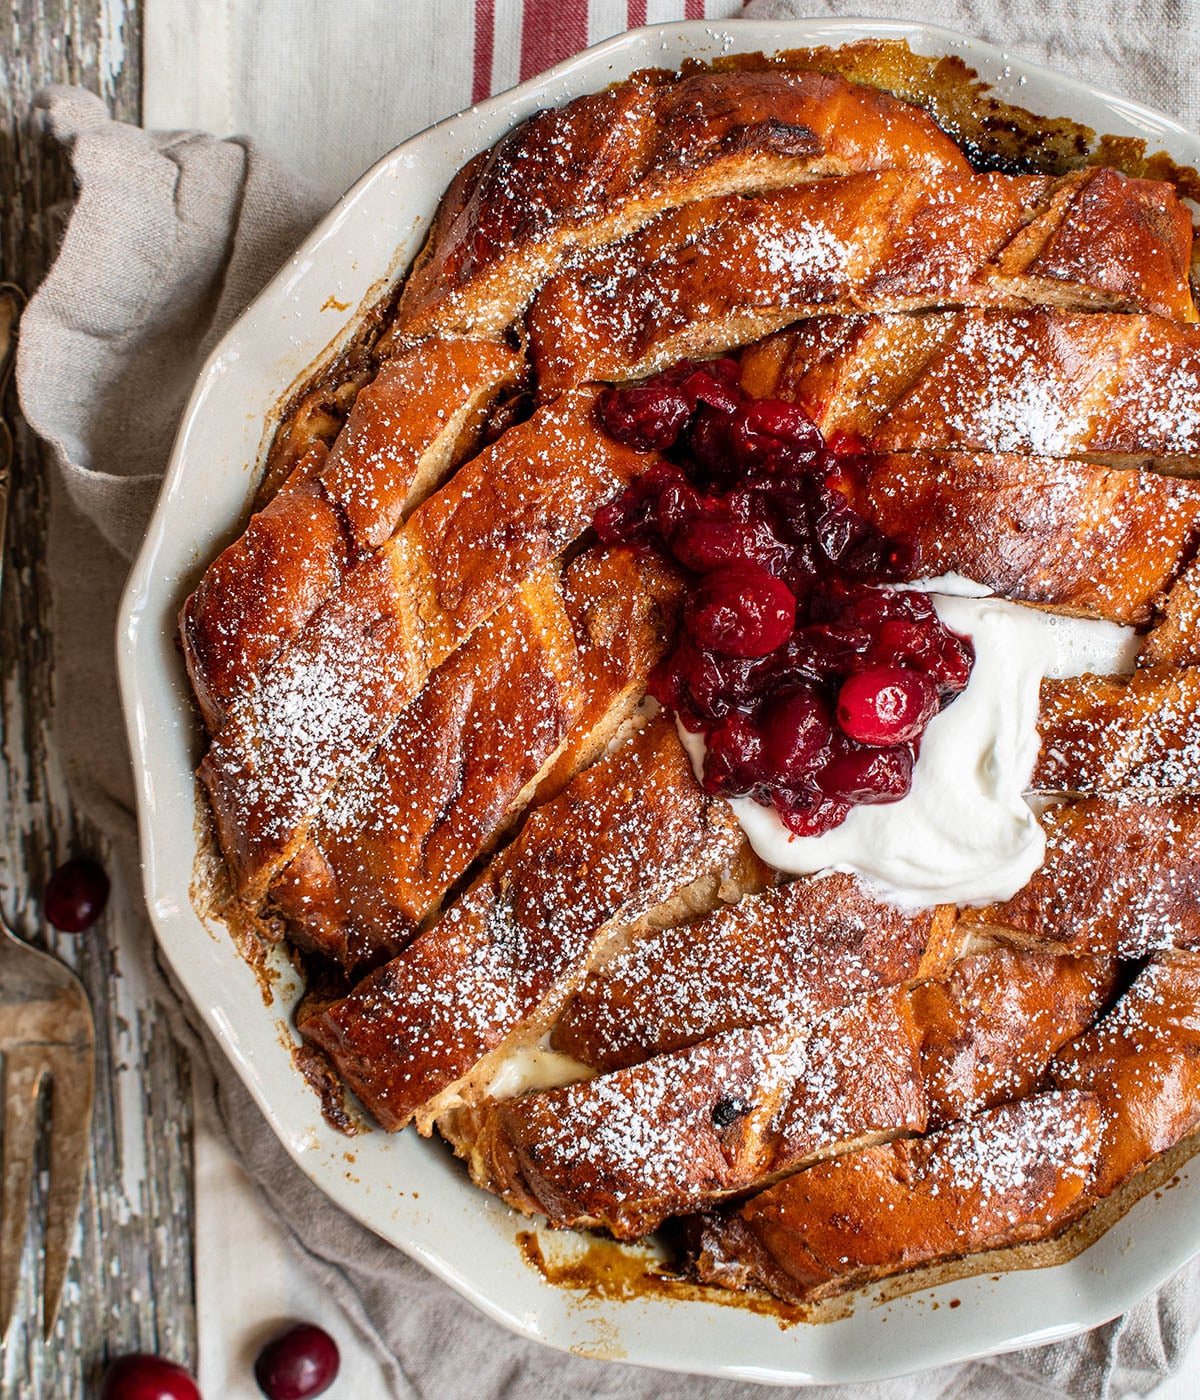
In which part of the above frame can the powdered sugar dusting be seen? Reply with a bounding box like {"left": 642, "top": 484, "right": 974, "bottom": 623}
{"left": 556, "top": 874, "right": 928, "bottom": 1069}
{"left": 500, "top": 988, "right": 921, "bottom": 1230}
{"left": 930, "top": 1094, "right": 1097, "bottom": 1205}
{"left": 1036, "top": 670, "right": 1200, "bottom": 796}
{"left": 974, "top": 795, "right": 1200, "bottom": 959}
{"left": 307, "top": 722, "right": 740, "bottom": 1126}
{"left": 180, "top": 52, "right": 1200, "bottom": 1298}
{"left": 203, "top": 392, "right": 644, "bottom": 889}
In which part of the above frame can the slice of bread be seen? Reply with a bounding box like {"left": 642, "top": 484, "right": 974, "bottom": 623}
{"left": 552, "top": 871, "right": 941, "bottom": 1072}
{"left": 530, "top": 169, "right": 1197, "bottom": 394}
{"left": 181, "top": 339, "right": 521, "bottom": 729}
{"left": 386, "top": 68, "right": 971, "bottom": 344}
{"left": 444, "top": 986, "right": 925, "bottom": 1240}
{"left": 269, "top": 546, "right": 683, "bottom": 972}
{"left": 851, "top": 451, "right": 1200, "bottom": 625}
{"left": 199, "top": 389, "right": 651, "bottom": 898}
{"left": 298, "top": 718, "right": 742, "bottom": 1132}
{"left": 742, "top": 310, "right": 1200, "bottom": 472}
{"left": 963, "top": 795, "right": 1200, "bottom": 959}
{"left": 1034, "top": 667, "right": 1200, "bottom": 795}
{"left": 694, "top": 1091, "right": 1101, "bottom": 1304}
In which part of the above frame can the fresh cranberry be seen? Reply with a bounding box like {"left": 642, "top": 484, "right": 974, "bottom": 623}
{"left": 597, "top": 382, "right": 690, "bottom": 451}
{"left": 661, "top": 641, "right": 783, "bottom": 724}
{"left": 44, "top": 857, "right": 110, "bottom": 932}
{"left": 934, "top": 634, "right": 976, "bottom": 693}
{"left": 684, "top": 563, "right": 796, "bottom": 658}
{"left": 596, "top": 359, "right": 744, "bottom": 452}
{"left": 651, "top": 641, "right": 719, "bottom": 721}
{"left": 757, "top": 475, "right": 813, "bottom": 538}
{"left": 254, "top": 1323, "right": 340, "bottom": 1400}
{"left": 760, "top": 690, "right": 833, "bottom": 786}
{"left": 675, "top": 646, "right": 737, "bottom": 723}
{"left": 778, "top": 547, "right": 823, "bottom": 598}
{"left": 818, "top": 740, "right": 914, "bottom": 804}
{"left": 698, "top": 713, "right": 768, "bottom": 796}
{"left": 100, "top": 1355, "right": 201, "bottom": 1400}
{"left": 667, "top": 515, "right": 743, "bottom": 572}
{"left": 647, "top": 646, "right": 687, "bottom": 712}
{"left": 836, "top": 669, "right": 940, "bottom": 746}
{"left": 593, "top": 479, "right": 655, "bottom": 544}
{"left": 772, "top": 790, "right": 851, "bottom": 837}
{"left": 875, "top": 618, "right": 975, "bottom": 692}
{"left": 651, "top": 355, "right": 741, "bottom": 401}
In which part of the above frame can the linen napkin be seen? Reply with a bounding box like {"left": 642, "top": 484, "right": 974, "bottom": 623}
{"left": 15, "top": 1, "right": 1200, "bottom": 1394}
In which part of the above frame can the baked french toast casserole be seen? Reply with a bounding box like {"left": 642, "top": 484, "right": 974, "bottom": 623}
{"left": 179, "top": 40, "right": 1200, "bottom": 1310}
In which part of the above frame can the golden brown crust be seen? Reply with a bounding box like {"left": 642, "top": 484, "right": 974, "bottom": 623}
{"left": 297, "top": 718, "right": 741, "bottom": 1131}
{"left": 963, "top": 796, "right": 1200, "bottom": 959}
{"left": 1051, "top": 951, "right": 1200, "bottom": 1199}
{"left": 714, "top": 41, "right": 1200, "bottom": 201}
{"left": 387, "top": 68, "right": 971, "bottom": 344}
{"left": 741, "top": 310, "right": 1200, "bottom": 471}
{"left": 530, "top": 170, "right": 1197, "bottom": 394}
{"left": 1034, "top": 667, "right": 1200, "bottom": 795}
{"left": 269, "top": 547, "right": 683, "bottom": 971}
{"left": 267, "top": 566, "right": 581, "bottom": 970}
{"left": 529, "top": 170, "right": 1043, "bottom": 392}
{"left": 740, "top": 312, "right": 931, "bottom": 430}
{"left": 535, "top": 547, "right": 685, "bottom": 800}
{"left": 551, "top": 872, "right": 938, "bottom": 1072}
{"left": 181, "top": 453, "right": 350, "bottom": 733}
{"left": 199, "top": 389, "right": 651, "bottom": 899}
{"left": 181, "top": 339, "right": 521, "bottom": 730}
{"left": 315, "top": 339, "right": 523, "bottom": 548}
{"left": 1143, "top": 555, "right": 1200, "bottom": 667}
{"left": 453, "top": 987, "right": 925, "bottom": 1240}
{"left": 913, "top": 946, "right": 1117, "bottom": 1129}
{"left": 695, "top": 1092, "right": 1102, "bottom": 1304}
{"left": 987, "top": 165, "right": 1197, "bottom": 321}
{"left": 256, "top": 371, "right": 372, "bottom": 507}
{"left": 466, "top": 939, "right": 1115, "bottom": 1245}
{"left": 849, "top": 452, "right": 1200, "bottom": 625}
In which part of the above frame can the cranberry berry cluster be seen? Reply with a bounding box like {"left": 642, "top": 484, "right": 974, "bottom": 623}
{"left": 594, "top": 358, "right": 975, "bottom": 837}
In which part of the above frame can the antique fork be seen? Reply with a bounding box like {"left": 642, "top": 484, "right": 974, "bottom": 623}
{"left": 0, "top": 282, "right": 96, "bottom": 1342}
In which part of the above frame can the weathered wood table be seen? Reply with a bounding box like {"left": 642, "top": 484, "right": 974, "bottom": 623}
{"left": 1, "top": 5, "right": 197, "bottom": 1396}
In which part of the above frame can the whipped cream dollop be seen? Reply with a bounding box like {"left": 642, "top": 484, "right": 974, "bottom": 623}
{"left": 678, "top": 576, "right": 1141, "bottom": 909}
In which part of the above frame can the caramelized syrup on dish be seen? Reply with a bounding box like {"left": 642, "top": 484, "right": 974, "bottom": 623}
{"left": 515, "top": 1230, "right": 805, "bottom": 1324}
{"left": 695, "top": 41, "right": 1200, "bottom": 201}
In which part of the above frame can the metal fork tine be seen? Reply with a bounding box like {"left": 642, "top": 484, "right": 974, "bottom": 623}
{"left": 0, "top": 1050, "right": 47, "bottom": 1343}
{"left": 42, "top": 1038, "right": 94, "bottom": 1340}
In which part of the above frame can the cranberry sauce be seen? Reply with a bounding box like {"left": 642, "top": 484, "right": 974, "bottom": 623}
{"left": 593, "top": 358, "right": 975, "bottom": 837}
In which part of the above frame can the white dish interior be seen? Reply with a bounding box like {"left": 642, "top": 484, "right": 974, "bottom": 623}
{"left": 117, "top": 18, "right": 1200, "bottom": 1385}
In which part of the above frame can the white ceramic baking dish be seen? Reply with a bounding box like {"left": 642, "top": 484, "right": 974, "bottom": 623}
{"left": 117, "top": 17, "right": 1200, "bottom": 1384}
